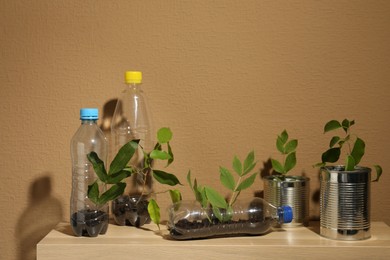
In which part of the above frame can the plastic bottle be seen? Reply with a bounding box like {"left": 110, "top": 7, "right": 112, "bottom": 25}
{"left": 167, "top": 197, "right": 293, "bottom": 240}
{"left": 70, "top": 108, "right": 109, "bottom": 237}
{"left": 110, "top": 71, "right": 153, "bottom": 226}
{"left": 111, "top": 71, "right": 153, "bottom": 183}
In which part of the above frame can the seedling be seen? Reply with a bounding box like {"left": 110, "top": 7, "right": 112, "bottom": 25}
{"left": 313, "top": 119, "right": 382, "bottom": 181}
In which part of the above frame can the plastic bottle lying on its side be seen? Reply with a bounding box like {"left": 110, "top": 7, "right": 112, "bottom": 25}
{"left": 167, "top": 197, "right": 293, "bottom": 240}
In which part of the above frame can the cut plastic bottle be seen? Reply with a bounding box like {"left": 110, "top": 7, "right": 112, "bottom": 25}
{"left": 111, "top": 71, "right": 154, "bottom": 226}
{"left": 167, "top": 197, "right": 293, "bottom": 240}
{"left": 70, "top": 108, "right": 109, "bottom": 237}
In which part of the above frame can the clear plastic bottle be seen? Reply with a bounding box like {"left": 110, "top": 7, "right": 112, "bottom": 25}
{"left": 111, "top": 71, "right": 153, "bottom": 226}
{"left": 111, "top": 71, "right": 153, "bottom": 182}
{"left": 70, "top": 108, "right": 109, "bottom": 237}
{"left": 167, "top": 197, "right": 293, "bottom": 240}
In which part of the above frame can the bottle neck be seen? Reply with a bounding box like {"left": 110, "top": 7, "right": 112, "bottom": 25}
{"left": 81, "top": 119, "right": 98, "bottom": 124}
{"left": 126, "top": 82, "right": 142, "bottom": 91}
{"left": 277, "top": 205, "right": 293, "bottom": 224}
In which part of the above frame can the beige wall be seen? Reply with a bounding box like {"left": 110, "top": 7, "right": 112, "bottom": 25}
{"left": 1, "top": 1, "right": 390, "bottom": 259}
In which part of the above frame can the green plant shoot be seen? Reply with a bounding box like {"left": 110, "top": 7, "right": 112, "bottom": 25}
{"left": 187, "top": 150, "right": 257, "bottom": 222}
{"left": 313, "top": 119, "right": 382, "bottom": 181}
{"left": 87, "top": 127, "right": 182, "bottom": 228}
{"left": 87, "top": 139, "right": 139, "bottom": 206}
{"left": 270, "top": 130, "right": 298, "bottom": 176}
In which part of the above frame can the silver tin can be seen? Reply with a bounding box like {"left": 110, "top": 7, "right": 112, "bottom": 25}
{"left": 263, "top": 176, "right": 310, "bottom": 227}
{"left": 320, "top": 166, "right": 371, "bottom": 240}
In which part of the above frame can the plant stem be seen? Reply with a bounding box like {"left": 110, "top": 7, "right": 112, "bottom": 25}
{"left": 136, "top": 169, "right": 148, "bottom": 204}
{"left": 346, "top": 128, "right": 352, "bottom": 154}
{"left": 228, "top": 175, "right": 243, "bottom": 206}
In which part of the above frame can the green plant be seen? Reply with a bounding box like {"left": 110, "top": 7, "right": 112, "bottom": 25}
{"left": 187, "top": 150, "right": 257, "bottom": 222}
{"left": 313, "top": 119, "right": 382, "bottom": 181}
{"left": 270, "top": 130, "right": 298, "bottom": 176}
{"left": 87, "top": 140, "right": 139, "bottom": 207}
{"left": 87, "top": 127, "right": 182, "bottom": 228}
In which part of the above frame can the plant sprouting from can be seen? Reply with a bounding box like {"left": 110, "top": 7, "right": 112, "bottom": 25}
{"left": 313, "top": 119, "right": 382, "bottom": 181}
{"left": 270, "top": 130, "right": 298, "bottom": 178}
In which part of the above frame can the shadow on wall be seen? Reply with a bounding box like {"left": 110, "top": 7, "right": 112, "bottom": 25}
{"left": 13, "top": 100, "right": 117, "bottom": 260}
{"left": 253, "top": 159, "right": 274, "bottom": 198}
{"left": 101, "top": 98, "right": 117, "bottom": 162}
{"left": 15, "top": 174, "right": 63, "bottom": 260}
{"left": 101, "top": 98, "right": 118, "bottom": 136}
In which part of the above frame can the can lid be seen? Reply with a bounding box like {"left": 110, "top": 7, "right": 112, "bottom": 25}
{"left": 80, "top": 108, "right": 98, "bottom": 120}
{"left": 125, "top": 71, "right": 142, "bottom": 84}
{"left": 281, "top": 205, "right": 293, "bottom": 223}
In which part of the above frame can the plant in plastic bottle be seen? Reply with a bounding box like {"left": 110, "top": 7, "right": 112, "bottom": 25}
{"left": 187, "top": 151, "right": 258, "bottom": 222}
{"left": 87, "top": 127, "right": 182, "bottom": 229}
{"left": 167, "top": 151, "right": 293, "bottom": 240}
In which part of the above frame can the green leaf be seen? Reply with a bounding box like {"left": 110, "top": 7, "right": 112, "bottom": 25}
{"left": 199, "top": 186, "right": 208, "bottom": 208}
{"left": 242, "top": 162, "right": 256, "bottom": 176}
{"left": 204, "top": 186, "right": 227, "bottom": 209}
{"left": 284, "top": 151, "right": 297, "bottom": 173}
{"left": 243, "top": 150, "right": 255, "bottom": 175}
{"left": 153, "top": 142, "right": 162, "bottom": 151}
{"left": 342, "top": 119, "right": 352, "bottom": 133}
{"left": 324, "top": 120, "right": 342, "bottom": 133}
{"left": 150, "top": 150, "right": 172, "bottom": 160}
{"left": 372, "top": 165, "right": 382, "bottom": 182}
{"left": 148, "top": 199, "right": 160, "bottom": 228}
{"left": 106, "top": 169, "right": 133, "bottom": 184}
{"left": 284, "top": 139, "right": 298, "bottom": 154}
{"left": 186, "top": 171, "right": 193, "bottom": 191}
{"left": 351, "top": 137, "right": 365, "bottom": 165}
{"left": 232, "top": 156, "right": 243, "bottom": 175}
{"left": 329, "top": 136, "right": 341, "bottom": 148}
{"left": 190, "top": 174, "right": 204, "bottom": 205}
{"left": 271, "top": 158, "right": 285, "bottom": 174}
{"left": 193, "top": 178, "right": 204, "bottom": 205}
{"left": 276, "top": 136, "right": 285, "bottom": 154}
{"left": 220, "top": 167, "right": 236, "bottom": 191}
{"left": 98, "top": 182, "right": 126, "bottom": 205}
{"left": 345, "top": 155, "right": 356, "bottom": 171}
{"left": 321, "top": 147, "right": 341, "bottom": 163}
{"left": 152, "top": 170, "right": 181, "bottom": 186}
{"left": 212, "top": 206, "right": 223, "bottom": 222}
{"left": 169, "top": 189, "right": 182, "bottom": 204}
{"left": 280, "top": 130, "right": 288, "bottom": 144}
{"left": 87, "top": 152, "right": 108, "bottom": 183}
{"left": 143, "top": 152, "right": 152, "bottom": 169}
{"left": 224, "top": 206, "right": 234, "bottom": 222}
{"left": 87, "top": 181, "right": 99, "bottom": 205}
{"left": 236, "top": 172, "right": 257, "bottom": 191}
{"left": 167, "top": 142, "right": 174, "bottom": 166}
{"left": 189, "top": 179, "right": 207, "bottom": 208}
{"left": 157, "top": 127, "right": 173, "bottom": 144}
{"left": 109, "top": 140, "right": 139, "bottom": 175}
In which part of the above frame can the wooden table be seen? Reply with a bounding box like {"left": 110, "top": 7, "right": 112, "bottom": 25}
{"left": 37, "top": 222, "right": 390, "bottom": 259}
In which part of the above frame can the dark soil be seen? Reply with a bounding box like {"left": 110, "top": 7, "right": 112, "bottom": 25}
{"left": 169, "top": 217, "right": 274, "bottom": 240}
{"left": 112, "top": 195, "right": 150, "bottom": 227}
{"left": 71, "top": 209, "right": 108, "bottom": 237}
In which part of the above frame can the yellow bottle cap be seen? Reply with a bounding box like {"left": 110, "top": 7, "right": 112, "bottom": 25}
{"left": 125, "top": 71, "right": 142, "bottom": 84}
